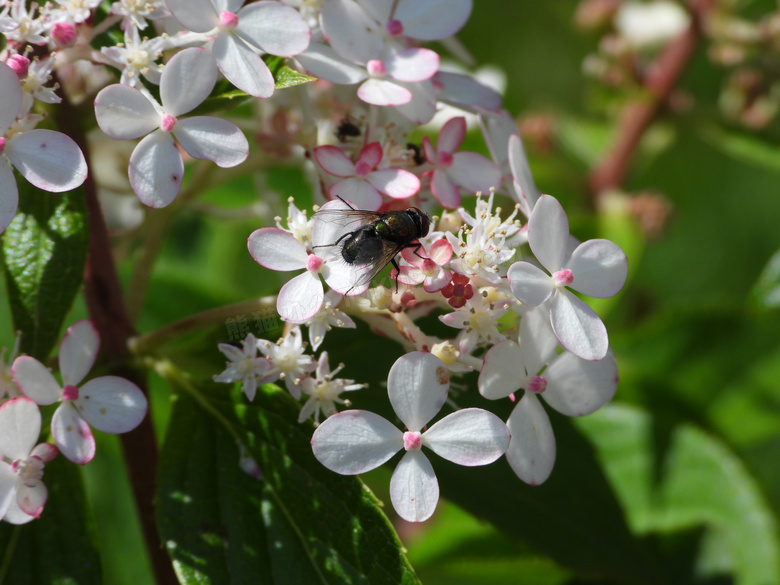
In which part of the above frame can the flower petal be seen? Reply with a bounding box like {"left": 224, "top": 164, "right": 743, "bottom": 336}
{"left": 311, "top": 409, "right": 402, "bottom": 474}
{"left": 295, "top": 42, "right": 367, "bottom": 84}
{"left": 430, "top": 168, "right": 461, "bottom": 208}
{"left": 529, "top": 195, "right": 569, "bottom": 272}
{"left": 2, "top": 495, "right": 37, "bottom": 524}
{"left": 314, "top": 145, "right": 355, "bottom": 177}
{"left": 437, "top": 116, "right": 465, "bottom": 155}
{"left": 214, "top": 32, "right": 275, "bottom": 98}
{"left": 161, "top": 47, "right": 218, "bottom": 116}
{"left": 128, "top": 131, "right": 184, "bottom": 208}
{"left": 0, "top": 62, "right": 22, "bottom": 135}
{"left": 367, "top": 169, "right": 420, "bottom": 199}
{"left": 166, "top": 0, "right": 219, "bottom": 32}
{"left": 394, "top": 0, "right": 472, "bottom": 40}
{"left": 568, "top": 239, "right": 628, "bottom": 299}
{"left": 6, "top": 130, "right": 87, "bottom": 192}
{"left": 389, "top": 450, "right": 438, "bottom": 522}
{"left": 449, "top": 152, "right": 502, "bottom": 193}
{"left": 507, "top": 261, "right": 553, "bottom": 306}
{"left": 329, "top": 178, "right": 382, "bottom": 210}
{"left": 16, "top": 481, "right": 47, "bottom": 518}
{"left": 508, "top": 133, "right": 540, "bottom": 216}
{"left": 387, "top": 352, "right": 449, "bottom": 431}
{"left": 59, "top": 319, "right": 99, "bottom": 387}
{"left": 423, "top": 408, "right": 509, "bottom": 465}
{"left": 385, "top": 47, "right": 439, "bottom": 82}
{"left": 236, "top": 1, "right": 310, "bottom": 56}
{"left": 0, "top": 397, "right": 41, "bottom": 459}
{"left": 52, "top": 402, "right": 95, "bottom": 464}
{"left": 277, "top": 271, "right": 324, "bottom": 321}
{"left": 75, "top": 376, "right": 147, "bottom": 433}
{"left": 247, "top": 227, "right": 308, "bottom": 270}
{"left": 478, "top": 340, "right": 526, "bottom": 399}
{"left": 543, "top": 351, "right": 617, "bottom": 416}
{"left": 0, "top": 160, "right": 19, "bottom": 233}
{"left": 321, "top": 0, "right": 382, "bottom": 63}
{"left": 174, "top": 116, "right": 248, "bottom": 168}
{"left": 358, "top": 79, "right": 412, "bottom": 107}
{"left": 0, "top": 462, "right": 17, "bottom": 521}
{"left": 550, "top": 290, "right": 609, "bottom": 361}
{"left": 13, "top": 357, "right": 62, "bottom": 405}
{"left": 506, "top": 393, "right": 555, "bottom": 486}
{"left": 94, "top": 84, "right": 160, "bottom": 139}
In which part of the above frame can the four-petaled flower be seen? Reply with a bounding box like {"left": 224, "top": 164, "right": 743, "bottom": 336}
{"left": 312, "top": 352, "right": 510, "bottom": 522}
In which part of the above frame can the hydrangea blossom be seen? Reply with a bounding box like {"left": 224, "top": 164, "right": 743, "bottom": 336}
{"left": 0, "top": 397, "right": 58, "bottom": 524}
{"left": 12, "top": 320, "right": 148, "bottom": 465}
{"left": 506, "top": 195, "right": 628, "bottom": 360}
{"left": 312, "top": 352, "right": 510, "bottom": 522}
{"left": 0, "top": 61, "right": 88, "bottom": 233}
{"left": 94, "top": 47, "right": 249, "bottom": 208}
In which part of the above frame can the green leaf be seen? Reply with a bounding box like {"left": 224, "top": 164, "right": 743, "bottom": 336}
{"left": 578, "top": 404, "right": 780, "bottom": 585}
{"left": 0, "top": 456, "right": 101, "bottom": 585}
{"left": 274, "top": 65, "right": 316, "bottom": 89}
{"left": 1, "top": 183, "right": 87, "bottom": 360}
{"left": 750, "top": 247, "right": 780, "bottom": 310}
{"left": 156, "top": 382, "right": 420, "bottom": 585}
{"left": 699, "top": 124, "right": 780, "bottom": 172}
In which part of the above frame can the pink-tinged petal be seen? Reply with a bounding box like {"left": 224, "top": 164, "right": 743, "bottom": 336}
{"left": 430, "top": 169, "right": 461, "bottom": 209}
{"left": 518, "top": 305, "right": 559, "bottom": 374}
{"left": 75, "top": 376, "right": 148, "bottom": 433}
{"left": 395, "top": 0, "right": 472, "bottom": 40}
{"left": 0, "top": 160, "right": 19, "bottom": 233}
{"left": 160, "top": 48, "right": 218, "bottom": 116}
{"left": 94, "top": 84, "right": 160, "bottom": 139}
{"left": 389, "top": 450, "right": 438, "bottom": 522}
{"left": 59, "top": 320, "right": 99, "bottom": 387}
{"left": 30, "top": 442, "right": 57, "bottom": 462}
{"left": 329, "top": 178, "right": 382, "bottom": 211}
{"left": 478, "top": 340, "right": 526, "bottom": 400}
{"left": 0, "top": 398, "right": 41, "bottom": 458}
{"left": 422, "top": 136, "right": 436, "bottom": 163}
{"left": 396, "top": 266, "right": 424, "bottom": 286}
{"left": 358, "top": 79, "right": 412, "bottom": 106}
{"left": 311, "top": 409, "right": 402, "bottom": 474}
{"left": 385, "top": 47, "right": 439, "bottom": 82}
{"left": 12, "top": 357, "right": 61, "bottom": 405}
{"left": 529, "top": 195, "right": 570, "bottom": 272}
{"left": 429, "top": 239, "right": 453, "bottom": 265}
{"left": 507, "top": 261, "right": 553, "bottom": 306}
{"left": 166, "top": 0, "right": 220, "bottom": 32}
{"left": 357, "top": 142, "right": 383, "bottom": 170}
{"left": 295, "top": 42, "right": 368, "bottom": 84}
{"left": 506, "top": 393, "right": 555, "bottom": 486}
{"left": 236, "top": 1, "right": 310, "bottom": 56}
{"left": 387, "top": 352, "right": 449, "bottom": 432}
{"left": 277, "top": 271, "right": 324, "bottom": 321}
{"left": 248, "top": 227, "right": 308, "bottom": 270}
{"left": 449, "top": 152, "right": 502, "bottom": 193}
{"left": 51, "top": 402, "right": 95, "bottom": 465}
{"left": 16, "top": 481, "right": 47, "bottom": 518}
{"left": 0, "top": 463, "right": 17, "bottom": 521}
{"left": 367, "top": 169, "right": 420, "bottom": 199}
{"left": 550, "top": 290, "right": 608, "bottom": 361}
{"left": 315, "top": 145, "right": 355, "bottom": 177}
{"left": 0, "top": 63, "right": 22, "bottom": 135}
{"left": 174, "top": 116, "right": 248, "bottom": 168}
{"left": 436, "top": 71, "right": 502, "bottom": 113}
{"left": 437, "top": 117, "right": 466, "bottom": 155}
{"left": 422, "top": 408, "right": 509, "bottom": 465}
{"left": 568, "top": 239, "right": 628, "bottom": 299}
{"left": 6, "top": 130, "right": 87, "bottom": 193}
{"left": 393, "top": 79, "right": 436, "bottom": 124}
{"left": 508, "top": 134, "right": 540, "bottom": 216}
{"left": 321, "top": 0, "right": 382, "bottom": 63}
{"left": 214, "top": 32, "right": 275, "bottom": 98}
{"left": 129, "top": 131, "right": 183, "bottom": 208}
{"left": 423, "top": 269, "right": 452, "bottom": 293}
{"left": 544, "top": 351, "right": 617, "bottom": 417}
{"left": 2, "top": 496, "right": 37, "bottom": 524}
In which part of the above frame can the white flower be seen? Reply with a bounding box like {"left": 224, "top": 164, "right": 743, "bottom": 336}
{"left": 615, "top": 1, "right": 690, "bottom": 49}
{"left": 312, "top": 352, "right": 510, "bottom": 522}
{"left": 256, "top": 327, "right": 316, "bottom": 399}
{"left": 507, "top": 195, "right": 627, "bottom": 360}
{"left": 439, "top": 290, "right": 512, "bottom": 354}
{"left": 0, "top": 61, "right": 88, "bottom": 233}
{"left": 214, "top": 333, "right": 272, "bottom": 401}
{"left": 297, "top": 352, "right": 366, "bottom": 423}
{"left": 12, "top": 320, "right": 148, "bottom": 465}
{"left": 100, "top": 25, "right": 169, "bottom": 86}
{"left": 295, "top": 290, "right": 356, "bottom": 351}
{"left": 94, "top": 47, "right": 249, "bottom": 208}
{"left": 110, "top": 0, "right": 169, "bottom": 30}
{"left": 0, "top": 397, "right": 57, "bottom": 524}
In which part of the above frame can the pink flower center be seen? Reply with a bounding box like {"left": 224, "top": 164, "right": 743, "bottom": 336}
{"left": 421, "top": 258, "right": 437, "bottom": 274}
{"left": 367, "top": 59, "right": 387, "bottom": 77}
{"left": 12, "top": 455, "right": 44, "bottom": 484}
{"left": 403, "top": 431, "right": 422, "bottom": 450}
{"left": 386, "top": 19, "right": 403, "bottom": 36}
{"left": 161, "top": 114, "right": 177, "bottom": 132}
{"left": 220, "top": 11, "right": 239, "bottom": 28}
{"left": 0, "top": 137, "right": 5, "bottom": 156}
{"left": 437, "top": 151, "right": 453, "bottom": 168}
{"left": 63, "top": 384, "right": 79, "bottom": 401}
{"left": 552, "top": 269, "right": 573, "bottom": 287}
{"left": 51, "top": 22, "right": 77, "bottom": 47}
{"left": 528, "top": 375, "right": 547, "bottom": 394}
{"left": 7, "top": 54, "right": 30, "bottom": 79}
{"left": 354, "top": 160, "right": 372, "bottom": 177}
{"left": 306, "top": 253, "right": 323, "bottom": 272}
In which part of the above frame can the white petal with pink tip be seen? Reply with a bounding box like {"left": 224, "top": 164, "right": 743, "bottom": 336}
{"left": 129, "top": 131, "right": 183, "bottom": 208}
{"left": 76, "top": 376, "right": 148, "bottom": 433}
{"left": 236, "top": 1, "right": 310, "bottom": 56}
{"left": 388, "top": 352, "right": 448, "bottom": 432}
{"left": 358, "top": 79, "right": 411, "bottom": 106}
{"left": 390, "top": 450, "right": 438, "bottom": 522}
{"left": 367, "top": 169, "right": 419, "bottom": 199}
{"left": 507, "top": 261, "right": 553, "bottom": 306}
{"left": 214, "top": 32, "right": 275, "bottom": 98}
{"left": 478, "top": 341, "right": 527, "bottom": 399}
{"left": 13, "top": 357, "right": 62, "bottom": 406}
{"left": 385, "top": 48, "right": 439, "bottom": 82}
{"left": 543, "top": 352, "right": 617, "bottom": 417}
{"left": 59, "top": 319, "right": 99, "bottom": 387}
{"left": 52, "top": 402, "right": 95, "bottom": 464}
{"left": 94, "top": 84, "right": 160, "bottom": 139}
{"left": 0, "top": 161, "right": 18, "bottom": 233}
{"left": 6, "top": 130, "right": 87, "bottom": 192}
{"left": 315, "top": 145, "right": 355, "bottom": 177}
{"left": 0, "top": 398, "right": 40, "bottom": 459}
{"left": 423, "top": 408, "right": 509, "bottom": 466}
{"left": 166, "top": 0, "right": 219, "bottom": 32}
{"left": 529, "top": 195, "right": 570, "bottom": 272}
{"left": 174, "top": 116, "right": 249, "bottom": 168}
{"left": 0, "top": 62, "right": 22, "bottom": 135}
{"left": 550, "top": 290, "right": 608, "bottom": 361}
{"left": 248, "top": 228, "right": 308, "bottom": 270}
{"left": 506, "top": 393, "right": 555, "bottom": 485}
{"left": 277, "top": 271, "right": 324, "bottom": 321}
{"left": 161, "top": 48, "right": 217, "bottom": 116}
{"left": 568, "top": 239, "right": 628, "bottom": 299}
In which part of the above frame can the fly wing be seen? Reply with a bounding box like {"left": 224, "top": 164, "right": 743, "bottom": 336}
{"left": 310, "top": 199, "right": 380, "bottom": 248}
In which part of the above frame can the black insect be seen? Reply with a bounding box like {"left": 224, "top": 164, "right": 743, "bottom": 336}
{"left": 335, "top": 117, "right": 362, "bottom": 142}
{"left": 312, "top": 198, "right": 431, "bottom": 292}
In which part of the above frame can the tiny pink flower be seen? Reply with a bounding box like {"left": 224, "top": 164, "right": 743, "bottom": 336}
{"left": 396, "top": 239, "right": 453, "bottom": 292}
